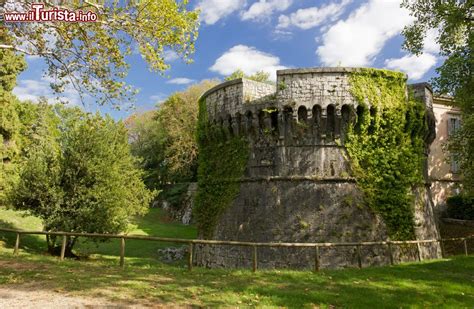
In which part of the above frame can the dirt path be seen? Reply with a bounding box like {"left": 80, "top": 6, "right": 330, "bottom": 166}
{"left": 0, "top": 287, "right": 152, "bottom": 308}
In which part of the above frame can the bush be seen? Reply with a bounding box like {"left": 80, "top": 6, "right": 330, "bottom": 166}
{"left": 159, "top": 183, "right": 190, "bottom": 210}
{"left": 446, "top": 194, "right": 474, "bottom": 220}
{"left": 10, "top": 106, "right": 154, "bottom": 256}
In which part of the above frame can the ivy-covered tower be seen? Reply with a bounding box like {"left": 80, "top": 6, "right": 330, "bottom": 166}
{"left": 194, "top": 67, "right": 441, "bottom": 269}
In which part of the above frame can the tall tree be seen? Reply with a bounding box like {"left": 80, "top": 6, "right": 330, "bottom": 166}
{"left": 401, "top": 0, "right": 473, "bottom": 195}
{"left": 0, "top": 0, "right": 199, "bottom": 107}
{"left": 11, "top": 106, "right": 154, "bottom": 256}
{"left": 125, "top": 110, "right": 167, "bottom": 189}
{"left": 125, "top": 80, "right": 218, "bottom": 188}
{"left": 0, "top": 28, "right": 27, "bottom": 204}
{"left": 157, "top": 79, "right": 218, "bottom": 181}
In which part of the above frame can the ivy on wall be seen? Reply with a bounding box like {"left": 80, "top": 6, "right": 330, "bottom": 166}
{"left": 194, "top": 97, "right": 249, "bottom": 238}
{"left": 346, "top": 68, "right": 428, "bottom": 240}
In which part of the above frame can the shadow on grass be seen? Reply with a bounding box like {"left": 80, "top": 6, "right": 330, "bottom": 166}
{"left": 0, "top": 220, "right": 47, "bottom": 254}
{"left": 0, "top": 250, "right": 472, "bottom": 308}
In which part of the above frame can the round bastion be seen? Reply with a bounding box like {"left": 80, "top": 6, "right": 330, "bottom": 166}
{"left": 194, "top": 67, "right": 441, "bottom": 269}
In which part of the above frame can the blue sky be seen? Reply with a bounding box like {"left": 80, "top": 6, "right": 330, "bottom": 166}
{"left": 13, "top": 0, "right": 442, "bottom": 119}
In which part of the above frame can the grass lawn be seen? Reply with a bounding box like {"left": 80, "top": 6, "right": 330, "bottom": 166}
{"left": 0, "top": 206, "right": 197, "bottom": 259}
{"left": 1, "top": 206, "right": 473, "bottom": 307}
{"left": 0, "top": 247, "right": 472, "bottom": 307}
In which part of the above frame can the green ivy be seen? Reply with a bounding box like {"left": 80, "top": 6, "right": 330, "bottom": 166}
{"left": 194, "top": 97, "right": 249, "bottom": 238}
{"left": 346, "top": 68, "right": 428, "bottom": 240}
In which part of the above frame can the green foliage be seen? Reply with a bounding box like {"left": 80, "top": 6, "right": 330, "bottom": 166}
{"left": 194, "top": 97, "right": 249, "bottom": 238}
{"left": 125, "top": 110, "right": 167, "bottom": 189}
{"left": 2, "top": 1, "right": 199, "bottom": 107}
{"left": 447, "top": 114, "right": 474, "bottom": 196}
{"left": 10, "top": 106, "right": 154, "bottom": 254}
{"left": 126, "top": 80, "right": 218, "bottom": 188}
{"left": 401, "top": 0, "right": 473, "bottom": 197}
{"left": 346, "top": 68, "right": 427, "bottom": 240}
{"left": 159, "top": 183, "right": 190, "bottom": 210}
{"left": 446, "top": 194, "right": 474, "bottom": 221}
{"left": 0, "top": 35, "right": 27, "bottom": 204}
{"left": 278, "top": 81, "right": 287, "bottom": 90}
{"left": 158, "top": 80, "right": 219, "bottom": 181}
{"left": 225, "top": 69, "right": 272, "bottom": 83}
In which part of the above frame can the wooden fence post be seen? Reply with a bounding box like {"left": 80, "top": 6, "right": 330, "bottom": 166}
{"left": 252, "top": 245, "right": 257, "bottom": 272}
{"left": 388, "top": 242, "right": 394, "bottom": 265}
{"left": 356, "top": 245, "right": 362, "bottom": 269}
{"left": 463, "top": 238, "right": 468, "bottom": 256}
{"left": 188, "top": 243, "right": 193, "bottom": 271}
{"left": 439, "top": 239, "right": 445, "bottom": 258}
{"left": 14, "top": 233, "right": 20, "bottom": 256}
{"left": 314, "top": 246, "right": 320, "bottom": 272}
{"left": 120, "top": 237, "right": 125, "bottom": 267}
{"left": 60, "top": 235, "right": 67, "bottom": 261}
{"left": 416, "top": 242, "right": 422, "bottom": 261}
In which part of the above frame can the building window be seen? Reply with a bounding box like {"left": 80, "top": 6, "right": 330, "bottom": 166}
{"left": 448, "top": 116, "right": 461, "bottom": 174}
{"left": 448, "top": 117, "right": 461, "bottom": 137}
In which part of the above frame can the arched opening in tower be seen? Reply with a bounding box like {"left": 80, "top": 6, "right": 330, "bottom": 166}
{"left": 326, "top": 104, "right": 336, "bottom": 141}
{"left": 298, "top": 106, "right": 308, "bottom": 123}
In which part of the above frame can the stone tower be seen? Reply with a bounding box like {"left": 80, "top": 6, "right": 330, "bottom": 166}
{"left": 195, "top": 67, "right": 441, "bottom": 269}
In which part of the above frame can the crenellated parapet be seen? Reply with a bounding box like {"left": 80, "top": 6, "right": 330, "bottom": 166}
{"left": 200, "top": 68, "right": 396, "bottom": 146}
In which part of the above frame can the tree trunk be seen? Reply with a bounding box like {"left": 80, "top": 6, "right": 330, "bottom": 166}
{"left": 46, "top": 234, "right": 57, "bottom": 253}
{"left": 47, "top": 235, "right": 78, "bottom": 258}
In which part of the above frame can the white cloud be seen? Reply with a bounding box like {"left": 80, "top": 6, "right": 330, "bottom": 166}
{"left": 196, "top": 0, "right": 246, "bottom": 25}
{"left": 149, "top": 93, "right": 167, "bottom": 104}
{"left": 277, "top": 0, "right": 350, "bottom": 30}
{"left": 166, "top": 77, "right": 195, "bottom": 85}
{"left": 316, "top": 0, "right": 414, "bottom": 66}
{"left": 13, "top": 76, "right": 80, "bottom": 105}
{"left": 272, "top": 29, "right": 293, "bottom": 40}
{"left": 163, "top": 50, "right": 179, "bottom": 62}
{"left": 383, "top": 27, "right": 440, "bottom": 80}
{"left": 241, "top": 0, "right": 292, "bottom": 22}
{"left": 209, "top": 45, "right": 287, "bottom": 80}
{"left": 423, "top": 29, "right": 440, "bottom": 54}
{"left": 385, "top": 53, "right": 437, "bottom": 80}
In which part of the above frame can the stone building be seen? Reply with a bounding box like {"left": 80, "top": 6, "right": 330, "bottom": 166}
{"left": 195, "top": 67, "right": 441, "bottom": 269}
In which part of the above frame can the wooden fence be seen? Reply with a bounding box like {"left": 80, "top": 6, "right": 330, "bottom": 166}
{"left": 0, "top": 227, "right": 472, "bottom": 272}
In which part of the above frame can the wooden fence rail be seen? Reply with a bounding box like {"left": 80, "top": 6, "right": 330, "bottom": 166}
{"left": 0, "top": 227, "right": 472, "bottom": 272}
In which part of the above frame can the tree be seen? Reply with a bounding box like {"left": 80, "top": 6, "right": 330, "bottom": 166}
{"left": 401, "top": 0, "right": 473, "bottom": 196}
{"left": 224, "top": 69, "right": 271, "bottom": 83}
{"left": 125, "top": 80, "right": 218, "bottom": 188}
{"left": 11, "top": 105, "right": 154, "bottom": 256}
{"left": 0, "top": 1, "right": 199, "bottom": 107}
{"left": 125, "top": 110, "right": 167, "bottom": 189}
{"left": 157, "top": 79, "right": 218, "bottom": 181}
{"left": 0, "top": 29, "right": 27, "bottom": 204}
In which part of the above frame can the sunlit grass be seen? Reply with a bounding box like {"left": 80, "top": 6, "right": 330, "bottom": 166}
{"left": 0, "top": 247, "right": 472, "bottom": 307}
{"left": 1, "top": 206, "right": 473, "bottom": 307}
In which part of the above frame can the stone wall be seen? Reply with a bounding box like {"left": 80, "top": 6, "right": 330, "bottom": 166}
{"left": 276, "top": 68, "right": 356, "bottom": 109}
{"left": 195, "top": 68, "right": 441, "bottom": 269}
{"left": 202, "top": 78, "right": 275, "bottom": 122}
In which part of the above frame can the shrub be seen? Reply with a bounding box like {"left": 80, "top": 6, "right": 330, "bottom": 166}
{"left": 446, "top": 194, "right": 474, "bottom": 220}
